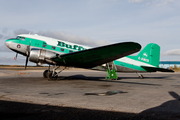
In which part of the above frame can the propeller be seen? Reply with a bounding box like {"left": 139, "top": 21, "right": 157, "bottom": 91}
{"left": 14, "top": 53, "right": 18, "bottom": 60}
{"left": 25, "top": 55, "right": 29, "bottom": 70}
{"left": 25, "top": 42, "right": 31, "bottom": 70}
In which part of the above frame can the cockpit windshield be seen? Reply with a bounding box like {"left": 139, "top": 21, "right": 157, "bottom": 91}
{"left": 16, "top": 36, "right": 25, "bottom": 41}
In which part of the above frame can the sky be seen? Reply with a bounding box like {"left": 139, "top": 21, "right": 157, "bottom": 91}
{"left": 0, "top": 0, "right": 180, "bottom": 65}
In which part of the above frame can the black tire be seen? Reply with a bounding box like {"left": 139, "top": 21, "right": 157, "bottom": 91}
{"left": 47, "top": 71, "right": 58, "bottom": 81}
{"left": 43, "top": 70, "right": 49, "bottom": 78}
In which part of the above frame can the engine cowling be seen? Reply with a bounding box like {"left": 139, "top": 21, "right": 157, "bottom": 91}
{"left": 29, "top": 48, "right": 57, "bottom": 65}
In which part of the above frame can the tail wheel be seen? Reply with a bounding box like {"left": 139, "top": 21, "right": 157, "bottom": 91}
{"left": 43, "top": 70, "right": 49, "bottom": 78}
{"left": 47, "top": 71, "right": 58, "bottom": 81}
{"left": 139, "top": 75, "right": 144, "bottom": 79}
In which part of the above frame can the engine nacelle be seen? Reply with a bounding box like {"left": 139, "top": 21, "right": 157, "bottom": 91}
{"left": 29, "top": 48, "right": 57, "bottom": 65}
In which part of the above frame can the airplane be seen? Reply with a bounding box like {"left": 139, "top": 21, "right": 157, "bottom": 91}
{"left": 5, "top": 34, "right": 173, "bottom": 80}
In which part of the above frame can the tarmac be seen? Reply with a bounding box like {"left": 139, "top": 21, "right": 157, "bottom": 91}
{"left": 0, "top": 68, "right": 180, "bottom": 119}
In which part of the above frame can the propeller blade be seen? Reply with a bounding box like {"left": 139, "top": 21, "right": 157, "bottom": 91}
{"left": 14, "top": 53, "right": 18, "bottom": 60}
{"left": 25, "top": 56, "right": 29, "bottom": 70}
{"left": 25, "top": 41, "right": 31, "bottom": 70}
{"left": 26, "top": 41, "right": 31, "bottom": 56}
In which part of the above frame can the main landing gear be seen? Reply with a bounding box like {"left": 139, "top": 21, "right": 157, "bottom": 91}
{"left": 105, "top": 62, "right": 118, "bottom": 80}
{"left": 43, "top": 65, "right": 66, "bottom": 81}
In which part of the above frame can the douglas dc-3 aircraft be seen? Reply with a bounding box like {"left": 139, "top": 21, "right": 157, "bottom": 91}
{"left": 5, "top": 34, "right": 173, "bottom": 80}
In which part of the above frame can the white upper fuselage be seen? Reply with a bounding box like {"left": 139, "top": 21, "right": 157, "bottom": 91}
{"left": 5, "top": 34, "right": 158, "bottom": 72}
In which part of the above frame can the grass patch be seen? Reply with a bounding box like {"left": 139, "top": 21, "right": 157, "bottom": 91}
{"left": 169, "top": 65, "right": 180, "bottom": 72}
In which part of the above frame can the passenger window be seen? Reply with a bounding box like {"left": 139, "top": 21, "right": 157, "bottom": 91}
{"left": 60, "top": 48, "right": 64, "bottom": 52}
{"left": 69, "top": 50, "right": 73, "bottom": 53}
{"left": 52, "top": 46, "right": 56, "bottom": 50}
{"left": 42, "top": 42, "right": 47, "bottom": 47}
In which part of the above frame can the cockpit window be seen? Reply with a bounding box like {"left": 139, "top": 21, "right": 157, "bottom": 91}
{"left": 16, "top": 36, "right": 21, "bottom": 39}
{"left": 21, "top": 37, "right": 25, "bottom": 40}
{"left": 16, "top": 36, "right": 25, "bottom": 40}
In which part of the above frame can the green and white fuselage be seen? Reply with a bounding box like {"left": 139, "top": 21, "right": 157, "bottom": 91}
{"left": 5, "top": 34, "right": 172, "bottom": 75}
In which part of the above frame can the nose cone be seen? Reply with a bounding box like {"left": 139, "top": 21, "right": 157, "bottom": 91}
{"left": 5, "top": 40, "right": 10, "bottom": 48}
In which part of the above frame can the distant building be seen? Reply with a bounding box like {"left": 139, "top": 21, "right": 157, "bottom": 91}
{"left": 159, "top": 61, "right": 180, "bottom": 68}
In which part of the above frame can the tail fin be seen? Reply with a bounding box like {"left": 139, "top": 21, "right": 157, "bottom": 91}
{"left": 136, "top": 43, "right": 160, "bottom": 67}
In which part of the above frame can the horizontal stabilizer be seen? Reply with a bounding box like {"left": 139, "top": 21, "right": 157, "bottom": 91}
{"left": 52, "top": 42, "right": 141, "bottom": 68}
{"left": 141, "top": 66, "right": 174, "bottom": 72}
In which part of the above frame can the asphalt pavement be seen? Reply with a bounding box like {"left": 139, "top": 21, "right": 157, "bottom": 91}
{"left": 0, "top": 69, "right": 180, "bottom": 119}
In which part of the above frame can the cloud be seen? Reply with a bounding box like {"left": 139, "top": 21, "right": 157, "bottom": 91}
{"left": 2, "top": 28, "right": 8, "bottom": 34}
{"left": 0, "top": 34, "right": 3, "bottom": 39}
{"left": 37, "top": 30, "right": 110, "bottom": 47}
{"left": 14, "top": 29, "right": 31, "bottom": 35}
{"left": 0, "top": 28, "right": 15, "bottom": 41}
{"left": 156, "top": 0, "right": 175, "bottom": 6}
{"left": 0, "top": 53, "right": 35, "bottom": 65}
{"left": 0, "top": 29, "right": 110, "bottom": 65}
{"left": 127, "top": 0, "right": 144, "bottom": 3}
{"left": 0, "top": 56, "right": 24, "bottom": 65}
{"left": 0, "top": 28, "right": 14, "bottom": 52}
{"left": 0, "top": 29, "right": 110, "bottom": 53}
{"left": 13, "top": 29, "right": 110, "bottom": 47}
{"left": 0, "top": 45, "right": 11, "bottom": 52}
{"left": 127, "top": 0, "right": 175, "bottom": 6}
{"left": 164, "top": 49, "right": 180, "bottom": 55}
{"left": 0, "top": 29, "right": 13, "bottom": 49}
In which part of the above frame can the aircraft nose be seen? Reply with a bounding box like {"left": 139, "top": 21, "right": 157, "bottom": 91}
{"left": 5, "top": 40, "right": 10, "bottom": 48}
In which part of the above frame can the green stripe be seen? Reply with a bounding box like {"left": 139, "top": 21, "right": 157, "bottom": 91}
{"left": 7, "top": 37, "right": 146, "bottom": 71}
{"left": 114, "top": 60, "right": 146, "bottom": 71}
{"left": 7, "top": 38, "right": 78, "bottom": 54}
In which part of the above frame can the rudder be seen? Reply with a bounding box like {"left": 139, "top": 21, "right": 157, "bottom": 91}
{"left": 136, "top": 43, "right": 160, "bottom": 67}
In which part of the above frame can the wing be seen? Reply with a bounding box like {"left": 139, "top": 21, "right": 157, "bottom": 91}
{"left": 141, "top": 66, "right": 174, "bottom": 72}
{"left": 51, "top": 42, "right": 141, "bottom": 68}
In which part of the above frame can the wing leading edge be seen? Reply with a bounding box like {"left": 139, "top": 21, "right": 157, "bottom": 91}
{"left": 51, "top": 42, "right": 141, "bottom": 68}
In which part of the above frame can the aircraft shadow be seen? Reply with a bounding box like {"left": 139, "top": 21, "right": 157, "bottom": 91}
{"left": 57, "top": 75, "right": 162, "bottom": 86}
{"left": 0, "top": 91, "right": 179, "bottom": 120}
{"left": 117, "top": 76, "right": 168, "bottom": 80}
{"left": 139, "top": 91, "right": 180, "bottom": 119}
{"left": 58, "top": 74, "right": 171, "bottom": 80}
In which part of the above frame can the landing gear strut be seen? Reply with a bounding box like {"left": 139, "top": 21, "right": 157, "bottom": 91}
{"left": 105, "top": 62, "right": 118, "bottom": 80}
{"left": 45, "top": 65, "right": 66, "bottom": 81}
{"left": 136, "top": 72, "right": 144, "bottom": 79}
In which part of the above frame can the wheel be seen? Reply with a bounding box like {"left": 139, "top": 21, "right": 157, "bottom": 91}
{"left": 43, "top": 70, "right": 49, "bottom": 78}
{"left": 47, "top": 71, "right": 58, "bottom": 81}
